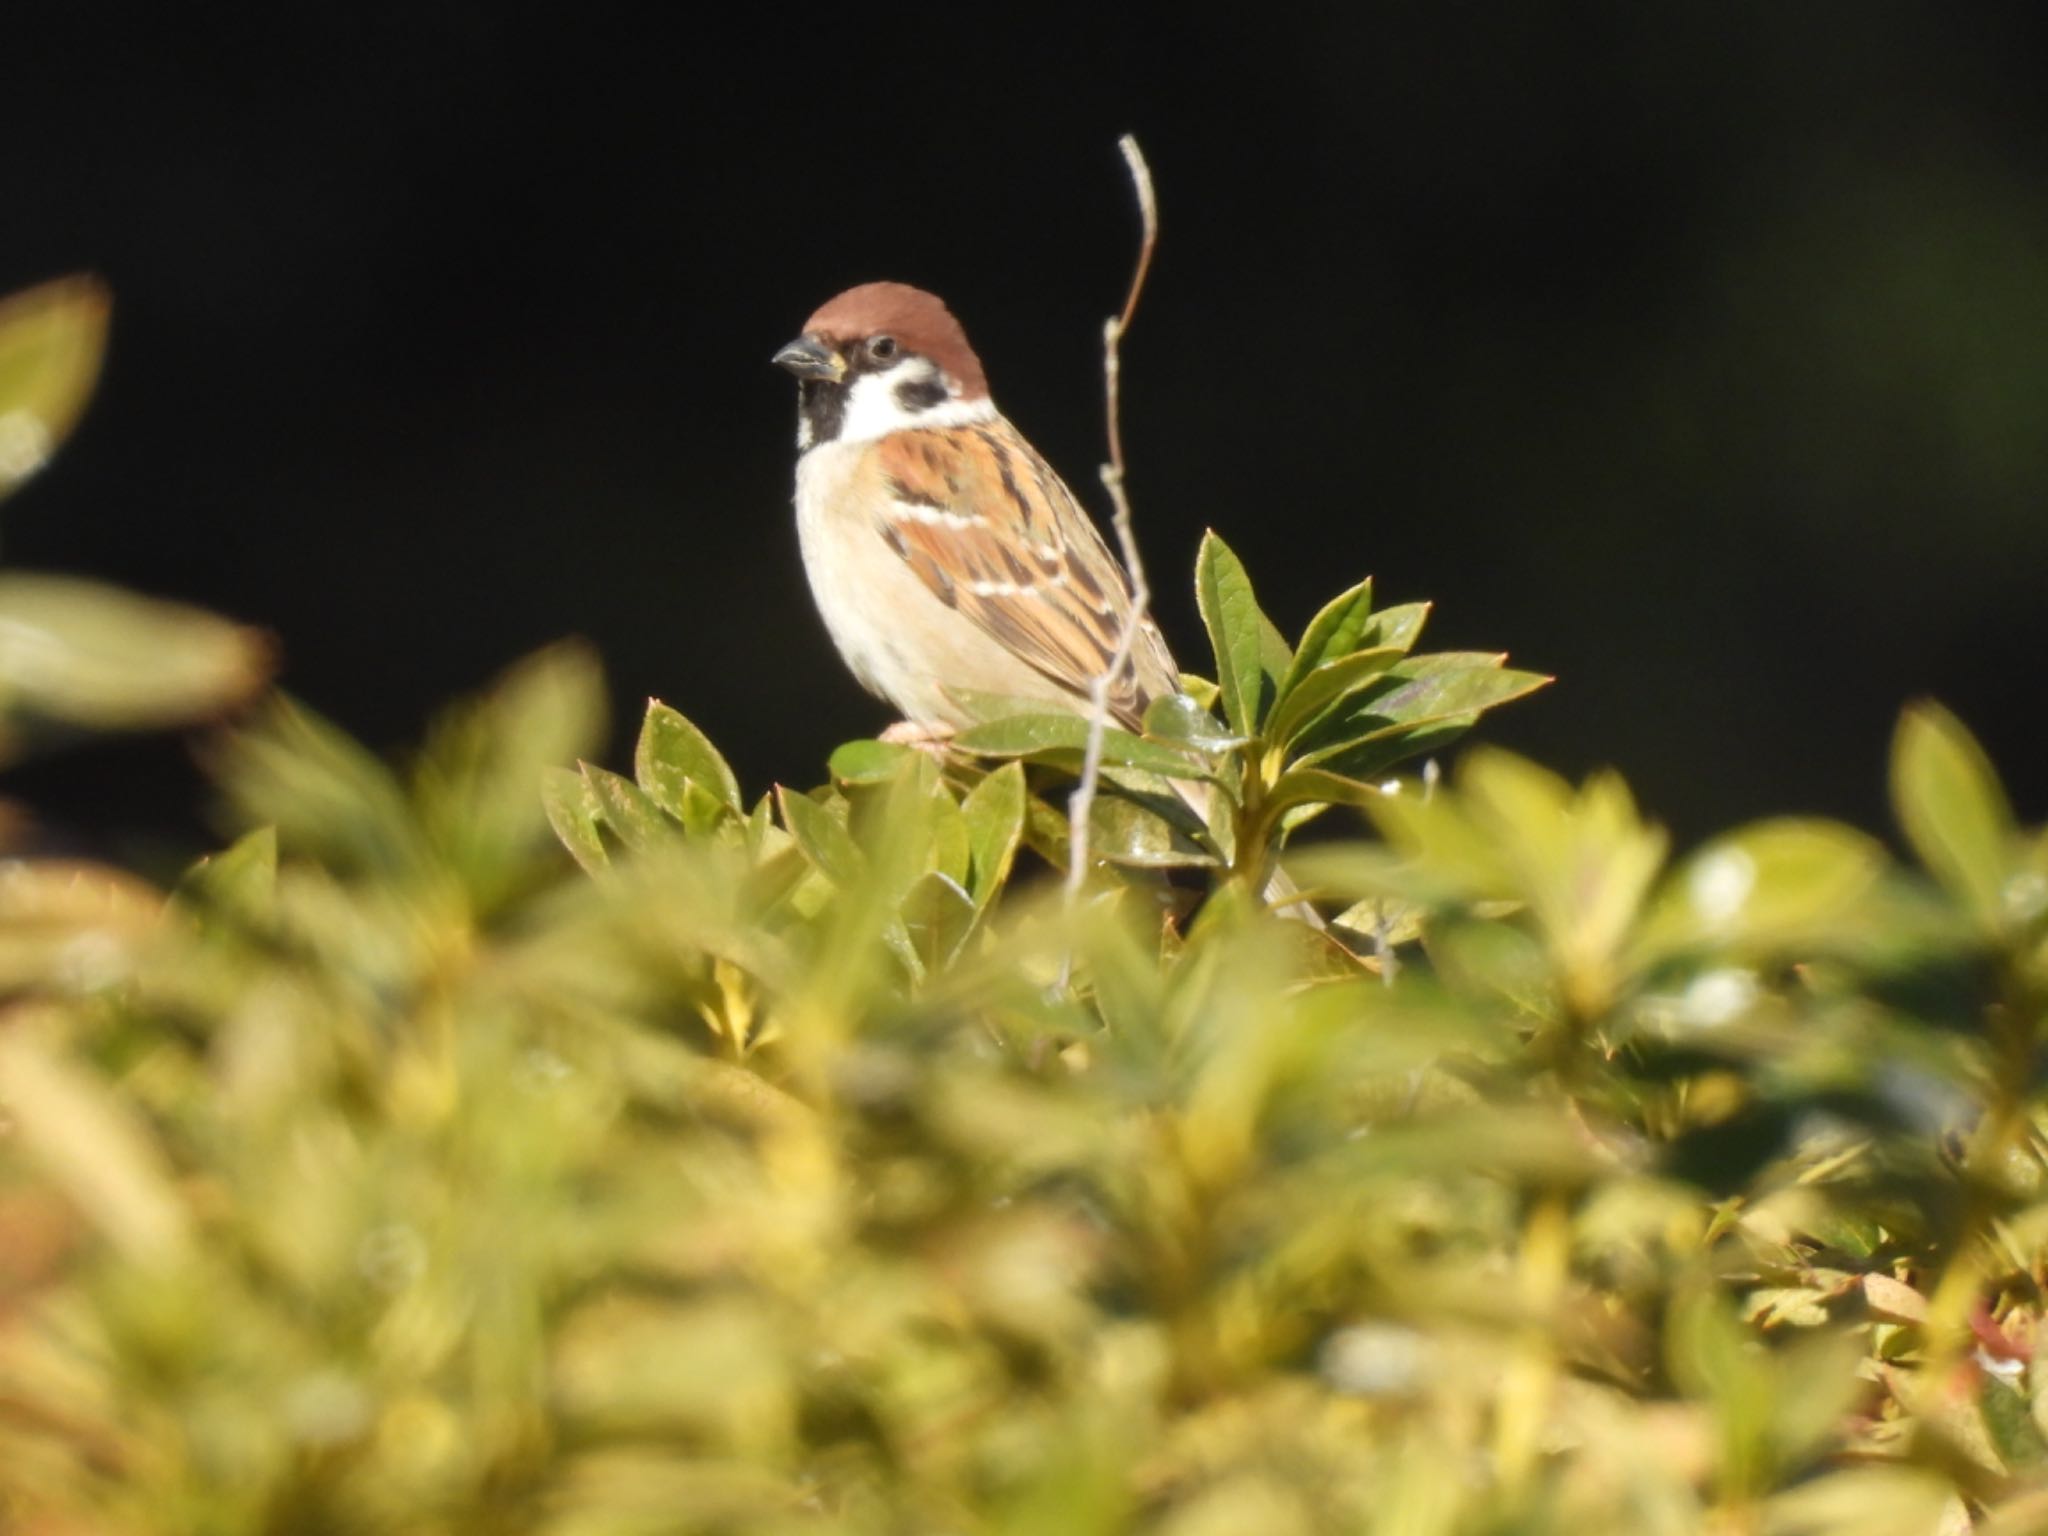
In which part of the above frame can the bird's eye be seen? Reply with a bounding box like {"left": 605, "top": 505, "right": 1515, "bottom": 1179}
{"left": 866, "top": 335, "right": 899, "bottom": 363}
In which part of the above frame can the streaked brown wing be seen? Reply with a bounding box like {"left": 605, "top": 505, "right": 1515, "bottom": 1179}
{"left": 865, "top": 420, "right": 1178, "bottom": 726}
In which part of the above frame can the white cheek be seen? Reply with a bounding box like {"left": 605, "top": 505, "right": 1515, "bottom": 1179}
{"left": 831, "top": 367, "right": 997, "bottom": 445}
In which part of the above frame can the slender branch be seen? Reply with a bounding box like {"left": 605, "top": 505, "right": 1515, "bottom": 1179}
{"left": 1067, "top": 136, "right": 1161, "bottom": 916}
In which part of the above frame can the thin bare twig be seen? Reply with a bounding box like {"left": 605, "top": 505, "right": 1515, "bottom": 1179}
{"left": 1066, "top": 136, "right": 1160, "bottom": 917}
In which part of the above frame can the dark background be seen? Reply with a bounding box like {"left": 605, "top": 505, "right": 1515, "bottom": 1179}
{"left": 4, "top": 5, "right": 2044, "bottom": 862}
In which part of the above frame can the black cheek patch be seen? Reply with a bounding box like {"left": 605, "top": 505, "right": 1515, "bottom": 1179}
{"left": 800, "top": 379, "right": 847, "bottom": 445}
{"left": 894, "top": 377, "right": 948, "bottom": 413}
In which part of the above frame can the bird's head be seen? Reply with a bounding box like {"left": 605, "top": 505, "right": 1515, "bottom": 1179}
{"left": 774, "top": 282, "right": 993, "bottom": 449}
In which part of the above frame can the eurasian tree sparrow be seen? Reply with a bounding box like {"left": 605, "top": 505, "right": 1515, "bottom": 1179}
{"left": 773, "top": 282, "right": 1178, "bottom": 739}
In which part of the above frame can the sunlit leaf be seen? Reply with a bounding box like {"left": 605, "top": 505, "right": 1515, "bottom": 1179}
{"left": 638, "top": 699, "right": 742, "bottom": 817}
{"left": 1265, "top": 646, "right": 1406, "bottom": 747}
{"left": 1280, "top": 576, "right": 1373, "bottom": 696}
{"left": 1142, "top": 692, "right": 1244, "bottom": 752}
{"left": 777, "top": 784, "right": 863, "bottom": 884}
{"left": 900, "top": 870, "right": 976, "bottom": 972}
{"left": 1892, "top": 701, "right": 2016, "bottom": 934}
{"left": 0, "top": 574, "right": 272, "bottom": 754}
{"left": 0, "top": 1011, "right": 192, "bottom": 1262}
{"left": 954, "top": 711, "right": 1209, "bottom": 780}
{"left": 828, "top": 737, "right": 915, "bottom": 784}
{"left": 961, "top": 761, "right": 1025, "bottom": 910}
{"left": 1636, "top": 819, "right": 1888, "bottom": 961}
{"left": 1195, "top": 529, "right": 1286, "bottom": 735}
{"left": 0, "top": 274, "right": 110, "bottom": 504}
{"left": 583, "top": 763, "right": 673, "bottom": 853}
{"left": 1359, "top": 600, "right": 1431, "bottom": 655}
{"left": 1263, "top": 765, "right": 1388, "bottom": 816}
{"left": 1296, "top": 660, "right": 1551, "bottom": 773}
{"left": 543, "top": 765, "right": 610, "bottom": 873}
{"left": 1085, "top": 792, "right": 1217, "bottom": 868}
{"left": 416, "top": 641, "right": 607, "bottom": 903}
{"left": 217, "top": 696, "right": 418, "bottom": 875}
{"left": 172, "top": 824, "right": 279, "bottom": 919}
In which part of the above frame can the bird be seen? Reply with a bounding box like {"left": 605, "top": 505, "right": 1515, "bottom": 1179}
{"left": 773, "top": 282, "right": 1314, "bottom": 919}
{"left": 771, "top": 281, "right": 1177, "bottom": 742}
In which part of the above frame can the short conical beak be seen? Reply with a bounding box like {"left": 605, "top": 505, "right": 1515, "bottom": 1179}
{"left": 772, "top": 335, "right": 846, "bottom": 382}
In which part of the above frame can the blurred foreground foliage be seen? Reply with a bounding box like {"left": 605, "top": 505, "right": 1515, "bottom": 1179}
{"left": 4, "top": 276, "right": 2048, "bottom": 1535}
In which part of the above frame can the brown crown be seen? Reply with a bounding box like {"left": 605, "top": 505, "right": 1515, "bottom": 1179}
{"left": 803, "top": 282, "right": 989, "bottom": 400}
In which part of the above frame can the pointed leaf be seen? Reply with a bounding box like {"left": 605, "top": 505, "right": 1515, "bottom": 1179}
{"left": 415, "top": 642, "right": 608, "bottom": 901}
{"left": 900, "top": 870, "right": 977, "bottom": 972}
{"left": 777, "top": 785, "right": 864, "bottom": 885}
{"left": 637, "top": 700, "right": 741, "bottom": 820}
{"left": 1086, "top": 795, "right": 1218, "bottom": 869}
{"left": 217, "top": 698, "right": 419, "bottom": 876}
{"left": 1636, "top": 818, "right": 1887, "bottom": 959}
{"left": 1264, "top": 766, "right": 1389, "bottom": 816}
{"left": 1308, "top": 717, "right": 1483, "bottom": 784}
{"left": 941, "top": 687, "right": 1075, "bottom": 727}
{"left": 583, "top": 764, "right": 673, "bottom": 853}
{"left": 173, "top": 825, "right": 279, "bottom": 917}
{"left": 961, "top": 762, "right": 1026, "bottom": 909}
{"left": 953, "top": 712, "right": 1208, "bottom": 781}
{"left": 1281, "top": 577, "right": 1374, "bottom": 697}
{"left": 0, "top": 1017, "right": 192, "bottom": 1263}
{"left": 828, "top": 738, "right": 916, "bottom": 784}
{"left": 1359, "top": 601, "right": 1431, "bottom": 655}
{"left": 1142, "top": 693, "right": 1245, "bottom": 752}
{"left": 1195, "top": 531, "right": 1286, "bottom": 735}
{"left": 0, "top": 275, "right": 111, "bottom": 504}
{"left": 925, "top": 783, "right": 972, "bottom": 887}
{"left": 1297, "top": 662, "right": 1551, "bottom": 769}
{"left": 0, "top": 575, "right": 273, "bottom": 744}
{"left": 543, "top": 766, "right": 611, "bottom": 873}
{"left": 1267, "top": 646, "right": 1407, "bottom": 747}
{"left": 1892, "top": 702, "right": 2016, "bottom": 933}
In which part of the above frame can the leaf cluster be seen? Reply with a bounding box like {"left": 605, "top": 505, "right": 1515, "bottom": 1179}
{"left": 4, "top": 274, "right": 2048, "bottom": 1535}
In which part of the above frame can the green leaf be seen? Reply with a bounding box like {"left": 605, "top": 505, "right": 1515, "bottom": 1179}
{"left": 217, "top": 698, "right": 419, "bottom": 876}
{"left": 583, "top": 765, "right": 673, "bottom": 853}
{"left": 637, "top": 701, "right": 741, "bottom": 818}
{"left": 415, "top": 643, "right": 609, "bottom": 905}
{"left": 1195, "top": 530, "right": 1287, "bottom": 735}
{"left": 172, "top": 825, "right": 279, "bottom": 919}
{"left": 1636, "top": 819, "right": 1887, "bottom": 960}
{"left": 1359, "top": 600, "right": 1431, "bottom": 655}
{"left": 1891, "top": 701, "right": 2016, "bottom": 933}
{"left": 1266, "top": 647, "right": 1407, "bottom": 748}
{"left": 940, "top": 688, "right": 1073, "bottom": 727}
{"left": 0, "top": 1023, "right": 192, "bottom": 1263}
{"left": 1280, "top": 577, "right": 1373, "bottom": 696}
{"left": 828, "top": 738, "right": 916, "bottom": 784}
{"left": 543, "top": 766, "right": 610, "bottom": 873}
{"left": 777, "top": 785, "right": 864, "bottom": 885}
{"left": 925, "top": 783, "right": 972, "bottom": 888}
{"left": 1142, "top": 693, "right": 1244, "bottom": 752}
{"left": 1264, "top": 766, "right": 1389, "bottom": 817}
{"left": 953, "top": 712, "right": 1207, "bottom": 781}
{"left": 960, "top": 762, "right": 1026, "bottom": 910}
{"left": 0, "top": 275, "right": 111, "bottom": 504}
{"left": 1296, "top": 660, "right": 1551, "bottom": 771}
{"left": 1309, "top": 717, "right": 1483, "bottom": 785}
{"left": 1085, "top": 794, "right": 1218, "bottom": 869}
{"left": 0, "top": 575, "right": 273, "bottom": 750}
{"left": 899, "top": 871, "right": 977, "bottom": 973}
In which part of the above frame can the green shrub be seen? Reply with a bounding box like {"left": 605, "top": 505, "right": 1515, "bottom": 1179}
{"left": 2, "top": 275, "right": 2045, "bottom": 1535}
